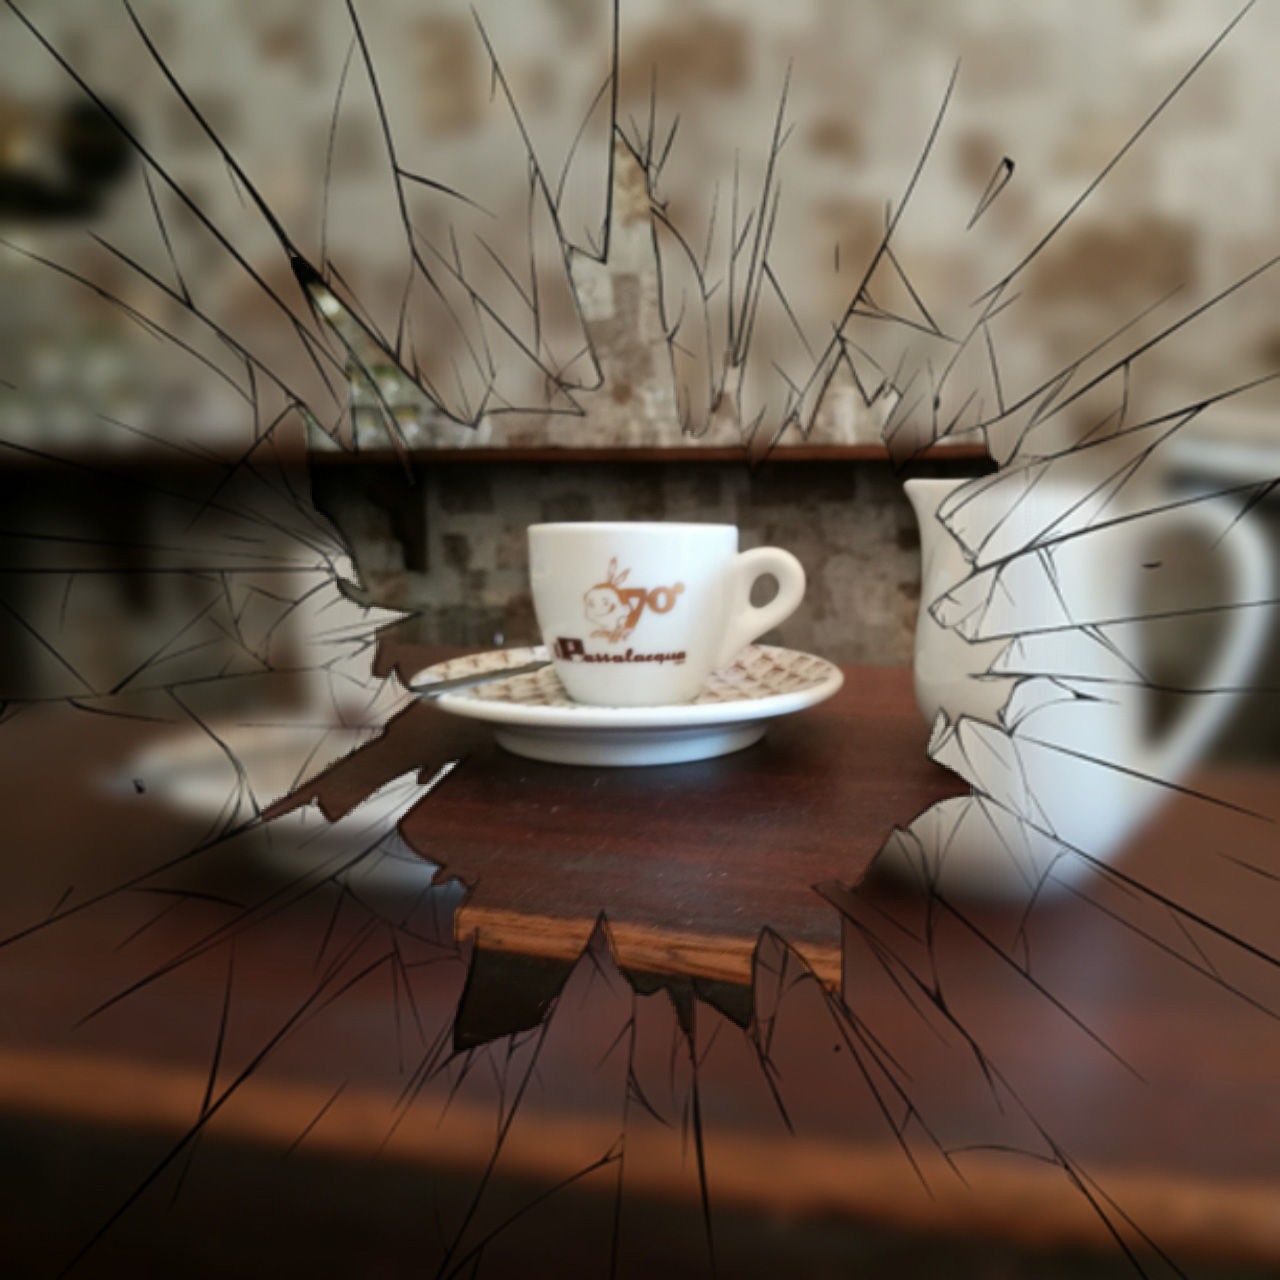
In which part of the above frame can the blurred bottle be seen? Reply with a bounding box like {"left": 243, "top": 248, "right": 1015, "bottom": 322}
{"left": 0, "top": 93, "right": 132, "bottom": 222}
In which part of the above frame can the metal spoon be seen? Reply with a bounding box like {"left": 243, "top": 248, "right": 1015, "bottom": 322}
{"left": 409, "top": 658, "right": 551, "bottom": 698}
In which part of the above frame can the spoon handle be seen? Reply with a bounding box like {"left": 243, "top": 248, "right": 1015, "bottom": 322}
{"left": 409, "top": 659, "right": 551, "bottom": 698}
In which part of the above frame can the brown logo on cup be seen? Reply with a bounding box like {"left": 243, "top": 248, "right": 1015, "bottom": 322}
{"left": 555, "top": 637, "right": 686, "bottom": 664}
{"left": 583, "top": 557, "right": 684, "bottom": 643}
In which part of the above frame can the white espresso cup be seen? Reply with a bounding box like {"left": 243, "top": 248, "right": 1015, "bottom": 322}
{"left": 527, "top": 522, "right": 806, "bottom": 706}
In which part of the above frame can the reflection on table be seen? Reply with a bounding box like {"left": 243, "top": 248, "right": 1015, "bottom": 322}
{"left": 1, "top": 648, "right": 1277, "bottom": 1278}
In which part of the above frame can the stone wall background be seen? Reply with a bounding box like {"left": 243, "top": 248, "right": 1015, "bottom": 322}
{"left": 6, "top": 0, "right": 1280, "bottom": 451}
{"left": 311, "top": 459, "right": 959, "bottom": 666}
{"left": 3, "top": 0, "right": 1279, "bottom": 728}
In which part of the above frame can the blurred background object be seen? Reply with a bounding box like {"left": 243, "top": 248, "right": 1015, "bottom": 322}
{"left": 0, "top": 92, "right": 133, "bottom": 220}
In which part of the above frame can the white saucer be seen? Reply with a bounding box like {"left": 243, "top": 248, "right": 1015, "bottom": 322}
{"left": 412, "top": 644, "right": 844, "bottom": 766}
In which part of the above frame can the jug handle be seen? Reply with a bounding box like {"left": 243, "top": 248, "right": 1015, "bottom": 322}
{"left": 1141, "top": 495, "right": 1273, "bottom": 780}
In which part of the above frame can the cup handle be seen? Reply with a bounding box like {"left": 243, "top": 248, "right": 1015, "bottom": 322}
{"left": 1143, "top": 496, "right": 1273, "bottom": 779}
{"left": 712, "top": 547, "right": 807, "bottom": 670}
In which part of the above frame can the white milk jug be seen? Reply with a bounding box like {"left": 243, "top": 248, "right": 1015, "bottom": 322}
{"left": 895, "top": 472, "right": 1273, "bottom": 899}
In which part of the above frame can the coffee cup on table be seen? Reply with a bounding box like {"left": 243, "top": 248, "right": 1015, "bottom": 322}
{"left": 527, "top": 522, "right": 806, "bottom": 706}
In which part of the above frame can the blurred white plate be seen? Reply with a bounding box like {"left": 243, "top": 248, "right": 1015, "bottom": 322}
{"left": 117, "top": 718, "right": 441, "bottom": 892}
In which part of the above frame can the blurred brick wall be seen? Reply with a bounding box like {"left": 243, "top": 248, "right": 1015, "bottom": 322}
{"left": 5, "top": 0, "right": 1278, "bottom": 675}
{"left": 8, "top": 0, "right": 1280, "bottom": 447}
{"left": 310, "top": 459, "right": 969, "bottom": 665}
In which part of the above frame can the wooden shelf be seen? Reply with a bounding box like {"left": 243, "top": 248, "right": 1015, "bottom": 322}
{"left": 0, "top": 440, "right": 992, "bottom": 473}
{"left": 305, "top": 443, "right": 992, "bottom": 466}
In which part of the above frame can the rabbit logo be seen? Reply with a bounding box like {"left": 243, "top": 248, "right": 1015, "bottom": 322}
{"left": 584, "top": 558, "right": 684, "bottom": 643}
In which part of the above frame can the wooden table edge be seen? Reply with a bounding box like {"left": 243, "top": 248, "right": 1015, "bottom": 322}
{"left": 454, "top": 902, "right": 844, "bottom": 990}
{"left": 2, "top": 1043, "right": 1276, "bottom": 1267}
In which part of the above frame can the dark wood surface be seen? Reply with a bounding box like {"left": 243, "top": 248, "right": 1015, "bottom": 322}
{"left": 277, "top": 647, "right": 967, "bottom": 988}
{"left": 436, "top": 663, "right": 954, "bottom": 986}
{"left": 4, "top": 652, "right": 1280, "bottom": 1275}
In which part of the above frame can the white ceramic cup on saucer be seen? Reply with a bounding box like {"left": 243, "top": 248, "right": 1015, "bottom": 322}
{"left": 528, "top": 522, "right": 806, "bottom": 706}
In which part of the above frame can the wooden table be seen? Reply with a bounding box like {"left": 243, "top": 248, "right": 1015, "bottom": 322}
{"left": 3, "top": 650, "right": 1279, "bottom": 1277}
{"left": 277, "top": 647, "right": 968, "bottom": 1016}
